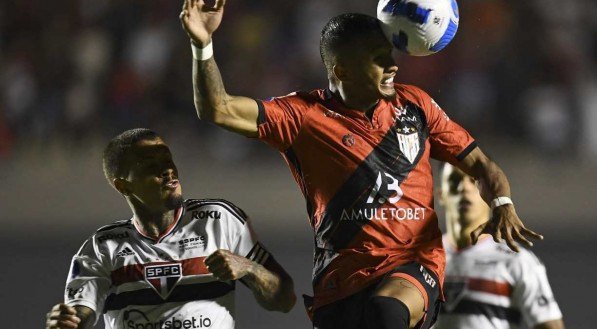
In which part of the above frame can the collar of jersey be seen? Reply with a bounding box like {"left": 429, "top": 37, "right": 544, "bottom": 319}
{"left": 322, "top": 88, "right": 386, "bottom": 120}
{"left": 446, "top": 234, "right": 492, "bottom": 253}
{"left": 132, "top": 206, "right": 183, "bottom": 243}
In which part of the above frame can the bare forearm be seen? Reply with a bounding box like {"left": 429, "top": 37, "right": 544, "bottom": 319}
{"left": 242, "top": 262, "right": 296, "bottom": 312}
{"left": 458, "top": 148, "right": 511, "bottom": 205}
{"left": 192, "top": 56, "right": 231, "bottom": 122}
{"left": 470, "top": 158, "right": 511, "bottom": 204}
{"left": 191, "top": 56, "right": 259, "bottom": 136}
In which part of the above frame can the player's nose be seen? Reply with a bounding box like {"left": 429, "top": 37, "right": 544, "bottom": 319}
{"left": 161, "top": 167, "right": 176, "bottom": 179}
{"left": 460, "top": 178, "right": 477, "bottom": 193}
{"left": 385, "top": 60, "right": 398, "bottom": 74}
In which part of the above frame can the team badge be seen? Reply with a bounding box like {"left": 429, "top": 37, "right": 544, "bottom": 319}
{"left": 342, "top": 134, "right": 355, "bottom": 147}
{"left": 144, "top": 263, "right": 182, "bottom": 299}
{"left": 396, "top": 126, "right": 420, "bottom": 164}
{"left": 443, "top": 279, "right": 468, "bottom": 312}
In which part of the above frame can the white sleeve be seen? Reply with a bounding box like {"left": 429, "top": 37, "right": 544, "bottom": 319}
{"left": 64, "top": 237, "right": 111, "bottom": 320}
{"left": 219, "top": 201, "right": 271, "bottom": 265}
{"left": 234, "top": 218, "right": 271, "bottom": 265}
{"left": 511, "top": 250, "right": 563, "bottom": 327}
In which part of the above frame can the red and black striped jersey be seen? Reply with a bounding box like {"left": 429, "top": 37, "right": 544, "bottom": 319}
{"left": 64, "top": 199, "right": 270, "bottom": 329}
{"left": 256, "top": 84, "right": 476, "bottom": 309}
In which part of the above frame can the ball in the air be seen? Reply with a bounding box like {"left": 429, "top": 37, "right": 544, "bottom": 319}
{"left": 377, "top": 0, "right": 459, "bottom": 56}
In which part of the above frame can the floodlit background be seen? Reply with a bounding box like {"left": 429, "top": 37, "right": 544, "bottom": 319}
{"left": 1, "top": 0, "right": 596, "bottom": 328}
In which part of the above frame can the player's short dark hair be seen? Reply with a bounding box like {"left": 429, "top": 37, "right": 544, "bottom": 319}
{"left": 320, "top": 13, "right": 383, "bottom": 75}
{"left": 102, "top": 128, "right": 160, "bottom": 186}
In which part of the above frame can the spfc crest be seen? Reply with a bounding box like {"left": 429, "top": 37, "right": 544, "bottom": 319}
{"left": 144, "top": 263, "right": 182, "bottom": 299}
{"left": 396, "top": 127, "right": 420, "bottom": 164}
{"left": 443, "top": 279, "right": 468, "bottom": 312}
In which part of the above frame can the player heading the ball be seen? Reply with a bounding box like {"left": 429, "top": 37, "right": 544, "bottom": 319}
{"left": 180, "top": 1, "right": 542, "bottom": 328}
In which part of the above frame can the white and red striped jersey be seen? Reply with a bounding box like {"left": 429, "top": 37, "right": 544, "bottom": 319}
{"left": 64, "top": 199, "right": 270, "bottom": 329}
{"left": 433, "top": 236, "right": 562, "bottom": 329}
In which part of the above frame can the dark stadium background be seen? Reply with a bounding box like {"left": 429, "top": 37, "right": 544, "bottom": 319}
{"left": 1, "top": 1, "right": 595, "bottom": 328}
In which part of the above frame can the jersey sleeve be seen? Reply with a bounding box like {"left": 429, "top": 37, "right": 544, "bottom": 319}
{"left": 64, "top": 237, "right": 111, "bottom": 322}
{"left": 219, "top": 201, "right": 271, "bottom": 265}
{"left": 406, "top": 85, "right": 477, "bottom": 163}
{"left": 255, "top": 93, "right": 311, "bottom": 151}
{"left": 511, "top": 250, "right": 563, "bottom": 327}
{"left": 234, "top": 219, "right": 271, "bottom": 265}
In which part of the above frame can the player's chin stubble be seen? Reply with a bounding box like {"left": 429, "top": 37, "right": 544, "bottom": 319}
{"left": 166, "top": 194, "right": 184, "bottom": 210}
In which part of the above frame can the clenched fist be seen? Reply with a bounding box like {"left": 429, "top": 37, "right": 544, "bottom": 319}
{"left": 46, "top": 304, "right": 81, "bottom": 329}
{"left": 204, "top": 249, "right": 254, "bottom": 281}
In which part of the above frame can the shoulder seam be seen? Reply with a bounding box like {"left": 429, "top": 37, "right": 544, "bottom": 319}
{"left": 285, "top": 90, "right": 325, "bottom": 151}
{"left": 95, "top": 220, "right": 132, "bottom": 233}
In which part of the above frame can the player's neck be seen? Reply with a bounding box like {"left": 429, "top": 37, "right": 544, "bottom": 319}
{"left": 329, "top": 84, "right": 378, "bottom": 112}
{"left": 131, "top": 206, "right": 178, "bottom": 239}
{"left": 452, "top": 229, "right": 474, "bottom": 249}
{"left": 450, "top": 219, "right": 487, "bottom": 249}
{"left": 448, "top": 217, "right": 476, "bottom": 249}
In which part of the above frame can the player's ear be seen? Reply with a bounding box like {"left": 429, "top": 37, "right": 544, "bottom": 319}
{"left": 114, "top": 178, "right": 131, "bottom": 196}
{"left": 332, "top": 63, "right": 350, "bottom": 82}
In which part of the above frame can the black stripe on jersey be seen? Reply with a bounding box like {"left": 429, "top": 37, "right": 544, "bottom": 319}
{"left": 442, "top": 299, "right": 522, "bottom": 324}
{"left": 246, "top": 243, "right": 270, "bottom": 264}
{"left": 256, "top": 99, "right": 266, "bottom": 125}
{"left": 206, "top": 198, "right": 249, "bottom": 219}
{"left": 312, "top": 101, "right": 429, "bottom": 286}
{"left": 96, "top": 220, "right": 132, "bottom": 233}
{"left": 185, "top": 199, "right": 205, "bottom": 207}
{"left": 455, "top": 141, "right": 478, "bottom": 161}
{"left": 103, "top": 281, "right": 235, "bottom": 312}
{"left": 186, "top": 200, "right": 247, "bottom": 224}
{"left": 284, "top": 147, "right": 315, "bottom": 222}
{"left": 186, "top": 198, "right": 248, "bottom": 218}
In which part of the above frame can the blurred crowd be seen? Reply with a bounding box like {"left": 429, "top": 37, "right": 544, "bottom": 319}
{"left": 1, "top": 0, "right": 596, "bottom": 160}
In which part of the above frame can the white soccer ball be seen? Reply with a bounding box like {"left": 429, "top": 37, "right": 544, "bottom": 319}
{"left": 377, "top": 0, "right": 460, "bottom": 56}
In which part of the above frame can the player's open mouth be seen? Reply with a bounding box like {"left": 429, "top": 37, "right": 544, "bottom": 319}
{"left": 163, "top": 179, "right": 179, "bottom": 189}
{"left": 458, "top": 200, "right": 471, "bottom": 210}
{"left": 381, "top": 76, "right": 395, "bottom": 87}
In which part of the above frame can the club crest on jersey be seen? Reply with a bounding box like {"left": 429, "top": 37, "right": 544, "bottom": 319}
{"left": 396, "top": 126, "right": 420, "bottom": 164}
{"left": 144, "top": 263, "right": 182, "bottom": 299}
{"left": 342, "top": 134, "right": 355, "bottom": 147}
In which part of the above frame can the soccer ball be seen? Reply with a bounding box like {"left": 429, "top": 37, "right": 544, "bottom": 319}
{"left": 377, "top": 0, "right": 460, "bottom": 56}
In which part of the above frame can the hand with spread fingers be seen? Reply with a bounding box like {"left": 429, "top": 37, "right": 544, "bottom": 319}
{"left": 470, "top": 204, "right": 543, "bottom": 252}
{"left": 205, "top": 249, "right": 254, "bottom": 281}
{"left": 180, "top": 0, "right": 226, "bottom": 46}
{"left": 46, "top": 304, "right": 81, "bottom": 329}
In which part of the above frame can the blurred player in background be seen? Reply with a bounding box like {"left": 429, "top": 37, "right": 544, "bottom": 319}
{"left": 45, "top": 128, "right": 295, "bottom": 329}
{"left": 180, "top": 1, "right": 542, "bottom": 328}
{"left": 434, "top": 163, "right": 564, "bottom": 329}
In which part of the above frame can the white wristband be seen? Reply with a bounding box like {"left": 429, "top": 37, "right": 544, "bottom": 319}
{"left": 191, "top": 41, "right": 213, "bottom": 61}
{"left": 491, "top": 196, "right": 513, "bottom": 209}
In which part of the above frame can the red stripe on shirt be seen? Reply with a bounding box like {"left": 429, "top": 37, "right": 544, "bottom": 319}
{"left": 111, "top": 257, "right": 210, "bottom": 286}
{"left": 468, "top": 278, "right": 512, "bottom": 296}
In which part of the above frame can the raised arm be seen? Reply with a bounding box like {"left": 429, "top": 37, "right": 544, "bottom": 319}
{"left": 205, "top": 249, "right": 296, "bottom": 312}
{"left": 180, "top": 0, "right": 259, "bottom": 137}
{"left": 456, "top": 147, "right": 543, "bottom": 251}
